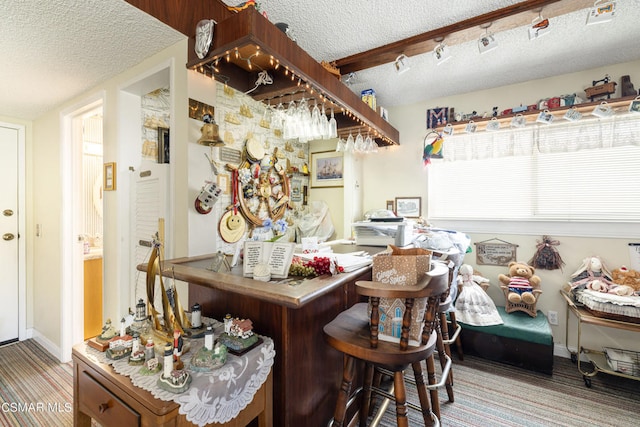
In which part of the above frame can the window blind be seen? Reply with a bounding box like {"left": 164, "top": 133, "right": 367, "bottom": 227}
{"left": 429, "top": 114, "right": 640, "bottom": 222}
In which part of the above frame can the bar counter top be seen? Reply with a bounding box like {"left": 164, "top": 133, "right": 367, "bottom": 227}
{"left": 140, "top": 244, "right": 381, "bottom": 309}
{"left": 139, "top": 243, "right": 382, "bottom": 427}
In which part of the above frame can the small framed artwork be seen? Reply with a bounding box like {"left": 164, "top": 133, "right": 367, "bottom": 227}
{"left": 217, "top": 173, "right": 230, "bottom": 194}
{"left": 426, "top": 107, "right": 449, "bottom": 129}
{"left": 386, "top": 200, "right": 395, "bottom": 212}
{"left": 291, "top": 179, "right": 303, "bottom": 202}
{"left": 157, "top": 127, "right": 170, "bottom": 164}
{"left": 395, "top": 197, "right": 421, "bottom": 218}
{"left": 104, "top": 162, "right": 116, "bottom": 191}
{"left": 310, "top": 151, "right": 344, "bottom": 188}
{"left": 628, "top": 97, "right": 640, "bottom": 113}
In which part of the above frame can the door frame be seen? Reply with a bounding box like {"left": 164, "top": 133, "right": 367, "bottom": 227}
{"left": 60, "top": 94, "right": 104, "bottom": 362}
{"left": 0, "top": 121, "right": 26, "bottom": 342}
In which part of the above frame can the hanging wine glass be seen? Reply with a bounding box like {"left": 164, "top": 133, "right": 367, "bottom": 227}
{"left": 284, "top": 99, "right": 297, "bottom": 140}
{"left": 354, "top": 131, "right": 365, "bottom": 152}
{"left": 335, "top": 138, "right": 346, "bottom": 152}
{"left": 310, "top": 100, "right": 322, "bottom": 140}
{"left": 345, "top": 133, "right": 355, "bottom": 152}
{"left": 364, "top": 133, "right": 374, "bottom": 153}
{"left": 328, "top": 107, "right": 338, "bottom": 139}
{"left": 273, "top": 99, "right": 285, "bottom": 131}
{"left": 296, "top": 98, "right": 312, "bottom": 142}
{"left": 320, "top": 103, "right": 330, "bottom": 139}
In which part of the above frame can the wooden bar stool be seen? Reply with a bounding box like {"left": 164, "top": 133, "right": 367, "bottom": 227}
{"left": 324, "top": 263, "right": 451, "bottom": 427}
{"left": 434, "top": 260, "right": 462, "bottom": 405}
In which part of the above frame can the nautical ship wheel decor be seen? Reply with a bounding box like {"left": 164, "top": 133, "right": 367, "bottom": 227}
{"left": 230, "top": 145, "right": 291, "bottom": 231}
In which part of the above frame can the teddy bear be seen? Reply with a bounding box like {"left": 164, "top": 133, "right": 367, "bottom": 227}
{"left": 498, "top": 261, "right": 541, "bottom": 304}
{"left": 611, "top": 266, "right": 640, "bottom": 295}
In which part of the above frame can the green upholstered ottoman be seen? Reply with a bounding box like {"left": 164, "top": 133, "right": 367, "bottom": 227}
{"left": 455, "top": 306, "right": 554, "bottom": 374}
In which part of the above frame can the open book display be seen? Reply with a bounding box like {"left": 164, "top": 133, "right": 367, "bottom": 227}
{"left": 243, "top": 241, "right": 296, "bottom": 279}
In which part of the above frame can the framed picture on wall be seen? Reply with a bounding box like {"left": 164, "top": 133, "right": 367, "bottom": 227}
{"left": 395, "top": 197, "right": 421, "bottom": 218}
{"left": 386, "top": 200, "right": 395, "bottom": 212}
{"left": 104, "top": 162, "right": 116, "bottom": 191}
{"left": 157, "top": 127, "right": 170, "bottom": 164}
{"left": 291, "top": 179, "right": 303, "bottom": 202}
{"left": 310, "top": 151, "right": 344, "bottom": 188}
{"left": 217, "top": 173, "right": 230, "bottom": 194}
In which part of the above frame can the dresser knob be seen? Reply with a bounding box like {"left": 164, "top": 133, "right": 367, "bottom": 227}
{"left": 98, "top": 402, "right": 110, "bottom": 413}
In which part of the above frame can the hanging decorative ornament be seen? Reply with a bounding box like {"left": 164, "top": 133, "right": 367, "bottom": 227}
{"left": 529, "top": 235, "right": 565, "bottom": 270}
{"left": 195, "top": 19, "right": 216, "bottom": 60}
{"left": 219, "top": 210, "right": 246, "bottom": 243}
{"left": 197, "top": 114, "right": 224, "bottom": 146}
{"left": 219, "top": 170, "right": 246, "bottom": 243}
{"left": 422, "top": 130, "right": 444, "bottom": 166}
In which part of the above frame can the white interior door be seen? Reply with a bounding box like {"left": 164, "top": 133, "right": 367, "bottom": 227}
{"left": 0, "top": 125, "right": 20, "bottom": 344}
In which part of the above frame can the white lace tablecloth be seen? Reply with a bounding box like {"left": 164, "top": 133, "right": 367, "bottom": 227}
{"left": 84, "top": 318, "right": 275, "bottom": 426}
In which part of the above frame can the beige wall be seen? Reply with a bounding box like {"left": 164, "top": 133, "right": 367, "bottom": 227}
{"left": 26, "top": 40, "right": 189, "bottom": 356}
{"left": 7, "top": 37, "right": 639, "bottom": 358}
{"left": 366, "top": 59, "right": 640, "bottom": 354}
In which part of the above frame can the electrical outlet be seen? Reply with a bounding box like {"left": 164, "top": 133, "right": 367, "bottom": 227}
{"left": 548, "top": 310, "right": 558, "bottom": 325}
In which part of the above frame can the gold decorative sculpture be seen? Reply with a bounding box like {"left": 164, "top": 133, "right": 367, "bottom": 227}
{"left": 146, "top": 238, "right": 191, "bottom": 344}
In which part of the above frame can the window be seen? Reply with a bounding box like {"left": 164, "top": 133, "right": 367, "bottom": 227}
{"left": 428, "top": 114, "right": 640, "bottom": 236}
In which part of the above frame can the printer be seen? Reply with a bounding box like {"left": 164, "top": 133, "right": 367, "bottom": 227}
{"left": 352, "top": 220, "right": 415, "bottom": 247}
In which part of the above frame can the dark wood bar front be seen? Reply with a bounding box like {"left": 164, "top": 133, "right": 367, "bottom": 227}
{"left": 151, "top": 246, "right": 378, "bottom": 427}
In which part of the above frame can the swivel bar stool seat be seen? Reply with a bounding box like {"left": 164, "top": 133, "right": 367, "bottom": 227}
{"left": 324, "top": 263, "right": 450, "bottom": 427}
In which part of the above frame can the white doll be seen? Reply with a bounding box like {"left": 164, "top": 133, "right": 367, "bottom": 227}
{"left": 454, "top": 264, "right": 503, "bottom": 326}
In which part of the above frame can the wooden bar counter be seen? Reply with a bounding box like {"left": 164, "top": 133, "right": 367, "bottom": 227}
{"left": 148, "top": 245, "right": 379, "bottom": 427}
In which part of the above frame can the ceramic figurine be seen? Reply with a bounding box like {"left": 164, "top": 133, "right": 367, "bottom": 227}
{"left": 130, "top": 299, "right": 151, "bottom": 339}
{"left": 139, "top": 357, "right": 162, "bottom": 375}
{"left": 96, "top": 318, "right": 118, "bottom": 343}
{"left": 119, "top": 317, "right": 127, "bottom": 337}
{"left": 173, "top": 329, "right": 184, "bottom": 370}
{"left": 190, "top": 326, "right": 228, "bottom": 372}
{"left": 106, "top": 333, "right": 133, "bottom": 360}
{"left": 157, "top": 343, "right": 191, "bottom": 393}
{"left": 128, "top": 332, "right": 145, "bottom": 365}
{"left": 144, "top": 338, "right": 155, "bottom": 361}
{"left": 219, "top": 315, "right": 259, "bottom": 352}
{"left": 191, "top": 303, "right": 202, "bottom": 329}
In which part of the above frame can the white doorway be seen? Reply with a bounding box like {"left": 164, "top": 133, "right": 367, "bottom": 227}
{"left": 0, "top": 122, "right": 26, "bottom": 345}
{"left": 60, "top": 96, "right": 104, "bottom": 361}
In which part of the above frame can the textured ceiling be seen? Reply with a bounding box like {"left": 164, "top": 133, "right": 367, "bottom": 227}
{"left": 0, "top": 0, "right": 183, "bottom": 120}
{"left": 2, "top": 0, "right": 640, "bottom": 121}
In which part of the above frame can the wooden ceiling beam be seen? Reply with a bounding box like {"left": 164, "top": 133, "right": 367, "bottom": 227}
{"left": 335, "top": 0, "right": 593, "bottom": 74}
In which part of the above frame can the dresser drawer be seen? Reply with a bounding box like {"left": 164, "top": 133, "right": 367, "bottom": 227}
{"left": 78, "top": 370, "right": 141, "bottom": 426}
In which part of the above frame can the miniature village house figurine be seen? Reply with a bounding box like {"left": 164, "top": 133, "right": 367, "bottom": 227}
{"left": 219, "top": 314, "right": 259, "bottom": 352}
{"left": 106, "top": 333, "right": 133, "bottom": 360}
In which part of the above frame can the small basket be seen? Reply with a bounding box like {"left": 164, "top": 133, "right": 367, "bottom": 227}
{"left": 604, "top": 347, "right": 640, "bottom": 377}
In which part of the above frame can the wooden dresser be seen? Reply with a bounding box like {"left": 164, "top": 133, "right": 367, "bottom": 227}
{"left": 72, "top": 343, "right": 272, "bottom": 427}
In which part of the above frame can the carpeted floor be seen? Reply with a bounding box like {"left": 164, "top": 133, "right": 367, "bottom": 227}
{"left": 373, "top": 354, "right": 640, "bottom": 427}
{"left": 1, "top": 339, "right": 640, "bottom": 426}
{"left": 0, "top": 340, "right": 74, "bottom": 427}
